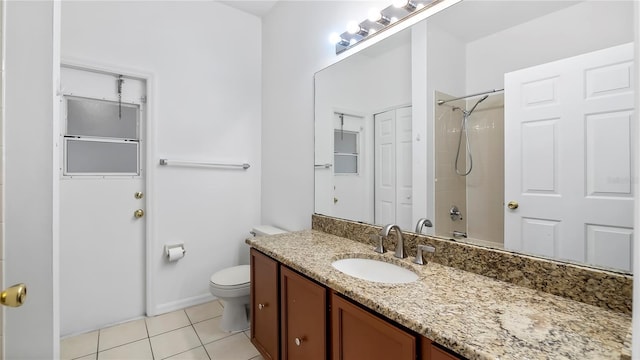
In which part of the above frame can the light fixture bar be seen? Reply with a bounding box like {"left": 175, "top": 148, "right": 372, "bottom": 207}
{"left": 335, "top": 0, "right": 441, "bottom": 55}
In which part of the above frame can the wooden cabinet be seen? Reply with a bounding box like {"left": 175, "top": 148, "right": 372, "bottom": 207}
{"left": 332, "top": 292, "right": 416, "bottom": 360}
{"left": 250, "top": 249, "right": 280, "bottom": 360}
{"left": 421, "top": 337, "right": 464, "bottom": 360}
{"left": 280, "top": 266, "right": 327, "bottom": 360}
{"left": 250, "top": 248, "right": 463, "bottom": 360}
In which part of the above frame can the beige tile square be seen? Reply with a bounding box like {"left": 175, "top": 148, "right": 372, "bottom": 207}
{"left": 146, "top": 310, "right": 191, "bottom": 337}
{"left": 98, "top": 318, "right": 147, "bottom": 352}
{"left": 98, "top": 339, "right": 152, "bottom": 360}
{"left": 60, "top": 331, "right": 99, "bottom": 360}
{"left": 149, "top": 326, "right": 202, "bottom": 360}
{"left": 193, "top": 317, "right": 232, "bottom": 345}
{"left": 165, "top": 346, "right": 210, "bottom": 360}
{"left": 185, "top": 301, "right": 223, "bottom": 324}
{"left": 203, "top": 333, "right": 259, "bottom": 360}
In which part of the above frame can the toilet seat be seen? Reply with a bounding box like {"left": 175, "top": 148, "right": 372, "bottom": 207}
{"left": 210, "top": 265, "right": 250, "bottom": 289}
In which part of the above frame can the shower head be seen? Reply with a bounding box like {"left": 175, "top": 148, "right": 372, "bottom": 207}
{"left": 467, "top": 95, "right": 489, "bottom": 116}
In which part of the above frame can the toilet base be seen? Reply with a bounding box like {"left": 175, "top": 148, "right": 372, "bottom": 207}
{"left": 219, "top": 298, "right": 250, "bottom": 333}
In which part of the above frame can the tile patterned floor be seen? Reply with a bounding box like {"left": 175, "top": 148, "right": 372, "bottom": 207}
{"left": 60, "top": 300, "right": 264, "bottom": 360}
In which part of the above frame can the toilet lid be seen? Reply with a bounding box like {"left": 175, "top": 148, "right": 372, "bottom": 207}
{"left": 210, "top": 265, "right": 250, "bottom": 286}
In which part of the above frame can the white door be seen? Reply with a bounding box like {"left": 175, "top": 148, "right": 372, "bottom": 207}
{"left": 59, "top": 66, "right": 147, "bottom": 335}
{"left": 504, "top": 43, "right": 634, "bottom": 272}
{"left": 375, "top": 107, "right": 413, "bottom": 229}
{"left": 395, "top": 107, "right": 413, "bottom": 230}
{"left": 332, "top": 113, "right": 372, "bottom": 223}
{"left": 375, "top": 109, "right": 397, "bottom": 225}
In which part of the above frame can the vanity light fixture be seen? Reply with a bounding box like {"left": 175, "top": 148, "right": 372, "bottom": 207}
{"left": 393, "top": 0, "right": 417, "bottom": 12}
{"left": 347, "top": 21, "right": 370, "bottom": 37}
{"left": 368, "top": 8, "right": 391, "bottom": 25}
{"left": 333, "top": 0, "right": 441, "bottom": 54}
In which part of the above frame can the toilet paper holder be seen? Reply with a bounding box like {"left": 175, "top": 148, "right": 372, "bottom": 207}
{"left": 164, "top": 244, "right": 186, "bottom": 261}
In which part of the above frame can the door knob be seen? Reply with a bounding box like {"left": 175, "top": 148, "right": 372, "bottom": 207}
{"left": 134, "top": 209, "right": 145, "bottom": 218}
{"left": 507, "top": 201, "right": 519, "bottom": 210}
{"left": 1, "top": 283, "right": 27, "bottom": 307}
{"left": 134, "top": 192, "right": 144, "bottom": 199}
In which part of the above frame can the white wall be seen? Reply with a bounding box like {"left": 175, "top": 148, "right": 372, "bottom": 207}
{"left": 465, "top": 1, "right": 635, "bottom": 93}
{"left": 4, "top": 1, "right": 60, "bottom": 358}
{"left": 261, "top": 1, "right": 387, "bottom": 231}
{"left": 61, "top": 1, "right": 262, "bottom": 320}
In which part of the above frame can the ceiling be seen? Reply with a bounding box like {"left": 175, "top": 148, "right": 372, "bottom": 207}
{"left": 218, "top": 0, "right": 279, "bottom": 17}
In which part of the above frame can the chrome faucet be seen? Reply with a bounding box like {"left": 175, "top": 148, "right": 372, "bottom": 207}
{"left": 452, "top": 230, "right": 467, "bottom": 238}
{"left": 380, "top": 224, "right": 406, "bottom": 259}
{"left": 415, "top": 218, "right": 433, "bottom": 234}
{"left": 413, "top": 244, "right": 436, "bottom": 265}
{"left": 371, "top": 233, "right": 385, "bottom": 254}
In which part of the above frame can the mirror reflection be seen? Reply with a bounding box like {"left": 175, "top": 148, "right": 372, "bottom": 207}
{"left": 314, "top": 0, "right": 636, "bottom": 273}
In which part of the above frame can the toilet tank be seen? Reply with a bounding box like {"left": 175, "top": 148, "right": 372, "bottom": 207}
{"left": 251, "top": 225, "right": 287, "bottom": 237}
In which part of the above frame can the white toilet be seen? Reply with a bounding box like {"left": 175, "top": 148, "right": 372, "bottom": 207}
{"left": 209, "top": 225, "right": 287, "bottom": 332}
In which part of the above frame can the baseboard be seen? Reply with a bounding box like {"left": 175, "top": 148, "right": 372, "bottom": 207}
{"left": 151, "top": 293, "right": 217, "bottom": 316}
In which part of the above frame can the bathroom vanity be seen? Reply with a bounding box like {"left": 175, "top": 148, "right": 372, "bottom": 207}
{"left": 247, "top": 229, "right": 631, "bottom": 360}
{"left": 250, "top": 248, "right": 459, "bottom": 360}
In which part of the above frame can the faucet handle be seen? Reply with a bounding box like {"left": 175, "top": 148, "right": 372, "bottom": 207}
{"left": 370, "top": 234, "right": 385, "bottom": 254}
{"left": 413, "top": 244, "right": 436, "bottom": 265}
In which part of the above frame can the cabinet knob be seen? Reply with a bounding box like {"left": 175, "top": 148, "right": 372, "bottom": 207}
{"left": 258, "top": 303, "right": 266, "bottom": 310}
{"left": 295, "top": 337, "right": 303, "bottom": 346}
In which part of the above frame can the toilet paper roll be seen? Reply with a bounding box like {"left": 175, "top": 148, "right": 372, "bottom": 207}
{"left": 167, "top": 246, "right": 185, "bottom": 262}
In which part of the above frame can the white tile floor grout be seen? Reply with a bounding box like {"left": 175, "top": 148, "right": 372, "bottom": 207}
{"left": 60, "top": 300, "right": 264, "bottom": 360}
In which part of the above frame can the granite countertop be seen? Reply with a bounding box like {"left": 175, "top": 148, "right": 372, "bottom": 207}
{"left": 247, "top": 230, "right": 631, "bottom": 360}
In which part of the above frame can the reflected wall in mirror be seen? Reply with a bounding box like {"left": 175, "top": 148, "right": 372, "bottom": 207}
{"left": 314, "top": 0, "right": 636, "bottom": 273}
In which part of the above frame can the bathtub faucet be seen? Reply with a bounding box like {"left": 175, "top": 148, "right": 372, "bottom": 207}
{"left": 452, "top": 231, "right": 467, "bottom": 238}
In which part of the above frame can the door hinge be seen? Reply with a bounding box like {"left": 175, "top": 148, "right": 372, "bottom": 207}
{"left": 140, "top": 96, "right": 147, "bottom": 104}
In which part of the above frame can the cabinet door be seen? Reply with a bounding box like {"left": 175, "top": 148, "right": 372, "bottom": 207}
{"left": 250, "top": 249, "right": 279, "bottom": 360}
{"left": 332, "top": 292, "right": 416, "bottom": 360}
{"left": 281, "top": 266, "right": 327, "bottom": 360}
{"left": 421, "top": 336, "right": 463, "bottom": 360}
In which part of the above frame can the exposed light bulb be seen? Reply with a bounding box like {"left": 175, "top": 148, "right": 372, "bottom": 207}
{"left": 349, "top": 38, "right": 357, "bottom": 45}
{"left": 390, "top": 16, "right": 399, "bottom": 23}
{"left": 393, "top": 0, "right": 408, "bottom": 8}
{"left": 368, "top": 8, "right": 382, "bottom": 22}
{"left": 369, "top": 28, "right": 377, "bottom": 35}
{"left": 346, "top": 21, "right": 360, "bottom": 34}
{"left": 329, "top": 32, "right": 342, "bottom": 44}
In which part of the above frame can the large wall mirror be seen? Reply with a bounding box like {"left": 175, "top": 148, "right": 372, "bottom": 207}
{"left": 314, "top": 0, "right": 636, "bottom": 273}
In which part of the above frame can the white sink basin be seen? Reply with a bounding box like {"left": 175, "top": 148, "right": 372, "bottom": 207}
{"left": 331, "top": 257, "right": 419, "bottom": 284}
